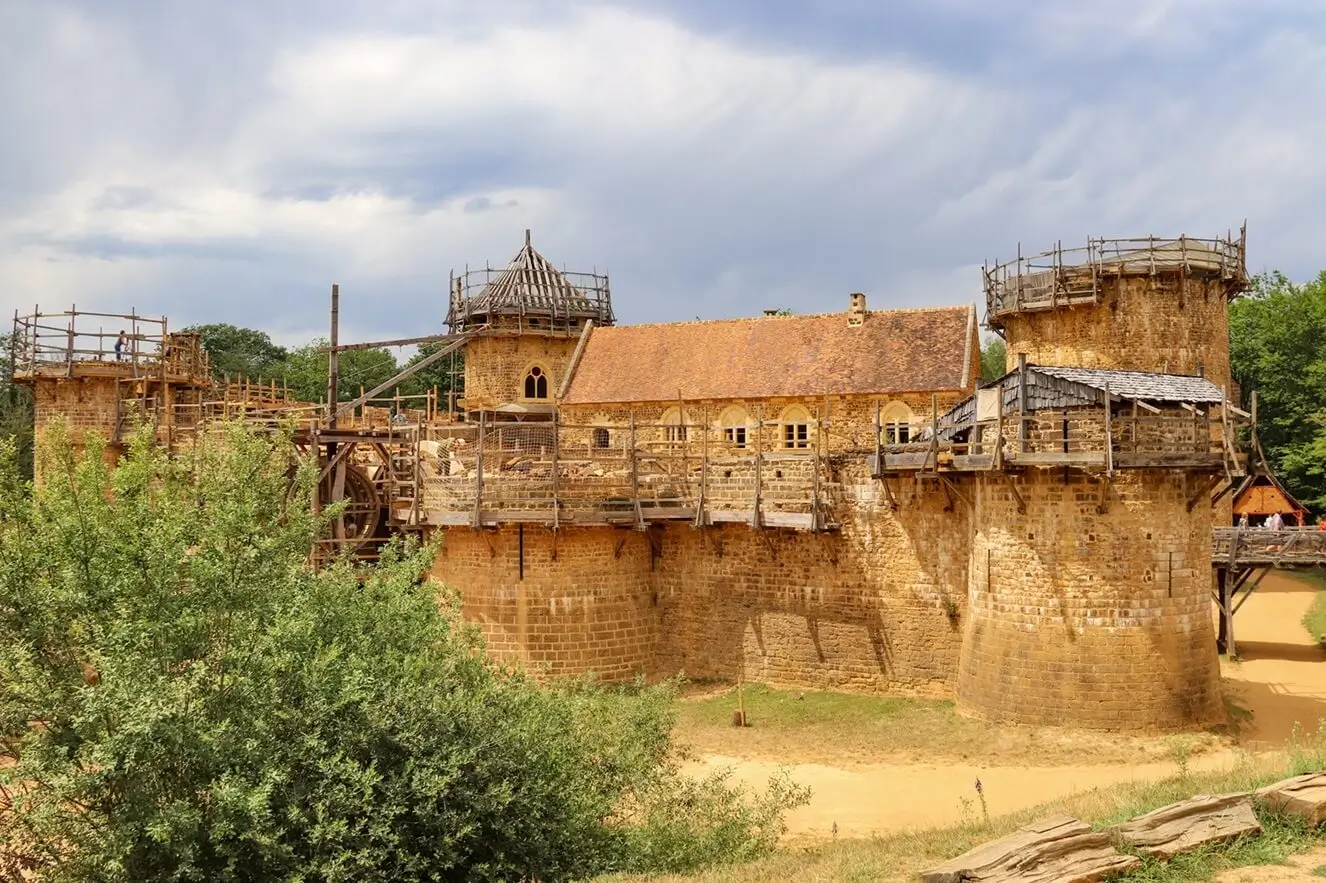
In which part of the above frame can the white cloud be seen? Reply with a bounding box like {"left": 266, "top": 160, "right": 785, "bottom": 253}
{"left": 3, "top": 0, "right": 1326, "bottom": 344}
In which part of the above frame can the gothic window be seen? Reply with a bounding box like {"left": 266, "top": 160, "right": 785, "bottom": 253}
{"left": 880, "top": 401, "right": 915, "bottom": 446}
{"left": 523, "top": 365, "right": 549, "bottom": 399}
{"left": 718, "top": 405, "right": 750, "bottom": 450}
{"left": 660, "top": 406, "right": 689, "bottom": 444}
{"left": 779, "top": 405, "right": 812, "bottom": 449}
{"left": 593, "top": 427, "right": 611, "bottom": 449}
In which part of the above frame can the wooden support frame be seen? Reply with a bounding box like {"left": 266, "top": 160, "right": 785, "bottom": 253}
{"left": 939, "top": 474, "right": 971, "bottom": 512}
{"left": 1187, "top": 472, "right": 1225, "bottom": 512}
{"left": 1004, "top": 473, "right": 1027, "bottom": 515}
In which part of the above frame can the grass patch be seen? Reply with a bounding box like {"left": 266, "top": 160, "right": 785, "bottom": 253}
{"left": 674, "top": 683, "right": 1224, "bottom": 767}
{"left": 1300, "top": 570, "right": 1326, "bottom": 647}
{"left": 598, "top": 727, "right": 1326, "bottom": 883}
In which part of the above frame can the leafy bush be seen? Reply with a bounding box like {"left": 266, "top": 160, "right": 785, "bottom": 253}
{"left": 0, "top": 425, "right": 805, "bottom": 882}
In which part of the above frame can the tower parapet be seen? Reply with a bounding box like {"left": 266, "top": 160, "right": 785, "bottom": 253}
{"left": 984, "top": 231, "right": 1248, "bottom": 387}
{"left": 11, "top": 308, "right": 213, "bottom": 474}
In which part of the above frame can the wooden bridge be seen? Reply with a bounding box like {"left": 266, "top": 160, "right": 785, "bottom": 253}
{"left": 1212, "top": 527, "right": 1326, "bottom": 657}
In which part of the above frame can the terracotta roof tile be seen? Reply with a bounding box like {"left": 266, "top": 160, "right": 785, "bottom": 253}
{"left": 561, "top": 305, "right": 976, "bottom": 404}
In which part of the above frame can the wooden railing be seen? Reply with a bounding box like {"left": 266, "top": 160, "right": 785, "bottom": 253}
{"left": 1212, "top": 528, "right": 1326, "bottom": 568}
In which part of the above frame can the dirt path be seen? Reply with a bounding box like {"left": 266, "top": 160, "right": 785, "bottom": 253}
{"left": 1221, "top": 570, "right": 1326, "bottom": 748}
{"left": 700, "top": 571, "right": 1326, "bottom": 839}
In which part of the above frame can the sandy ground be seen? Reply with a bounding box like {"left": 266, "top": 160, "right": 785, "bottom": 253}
{"left": 699, "top": 570, "right": 1326, "bottom": 839}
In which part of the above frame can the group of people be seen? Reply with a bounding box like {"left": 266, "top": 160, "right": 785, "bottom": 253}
{"left": 1236, "top": 511, "right": 1326, "bottom": 531}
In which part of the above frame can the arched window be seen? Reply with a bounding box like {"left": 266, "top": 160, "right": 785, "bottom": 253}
{"left": 879, "top": 401, "right": 915, "bottom": 445}
{"left": 779, "top": 405, "right": 812, "bottom": 449}
{"left": 717, "top": 405, "right": 750, "bottom": 449}
{"left": 660, "top": 406, "right": 689, "bottom": 444}
{"left": 523, "top": 365, "right": 549, "bottom": 399}
{"left": 592, "top": 427, "right": 611, "bottom": 449}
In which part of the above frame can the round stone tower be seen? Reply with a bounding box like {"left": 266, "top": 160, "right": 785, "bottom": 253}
{"left": 955, "top": 231, "right": 1248, "bottom": 731}
{"left": 448, "top": 230, "right": 615, "bottom": 419}
{"left": 987, "top": 232, "right": 1248, "bottom": 388}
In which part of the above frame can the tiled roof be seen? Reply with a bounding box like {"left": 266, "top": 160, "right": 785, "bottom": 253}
{"left": 1032, "top": 366, "right": 1226, "bottom": 403}
{"left": 561, "top": 305, "right": 976, "bottom": 404}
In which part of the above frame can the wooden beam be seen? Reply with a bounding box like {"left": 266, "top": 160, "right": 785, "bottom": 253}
{"left": 1005, "top": 473, "right": 1027, "bottom": 514}
{"left": 329, "top": 333, "right": 461, "bottom": 352}
{"left": 332, "top": 332, "right": 473, "bottom": 421}
{"left": 1187, "top": 472, "right": 1224, "bottom": 512}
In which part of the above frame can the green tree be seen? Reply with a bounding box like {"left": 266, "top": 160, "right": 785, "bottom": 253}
{"left": 1230, "top": 270, "right": 1326, "bottom": 512}
{"left": 0, "top": 332, "right": 33, "bottom": 481}
{"left": 397, "top": 342, "right": 465, "bottom": 402}
{"left": 980, "top": 335, "right": 1007, "bottom": 383}
{"left": 283, "top": 339, "right": 401, "bottom": 406}
{"left": 184, "top": 323, "right": 289, "bottom": 382}
{"left": 0, "top": 426, "right": 805, "bottom": 881}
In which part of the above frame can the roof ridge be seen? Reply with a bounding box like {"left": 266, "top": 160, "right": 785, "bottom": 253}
{"left": 591, "top": 303, "right": 970, "bottom": 331}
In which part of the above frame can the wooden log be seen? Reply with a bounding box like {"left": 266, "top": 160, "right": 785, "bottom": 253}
{"left": 921, "top": 814, "right": 1139, "bottom": 883}
{"left": 1110, "top": 792, "right": 1260, "bottom": 859}
{"left": 1256, "top": 772, "right": 1326, "bottom": 826}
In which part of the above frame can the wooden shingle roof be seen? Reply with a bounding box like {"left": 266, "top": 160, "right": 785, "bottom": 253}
{"left": 560, "top": 304, "right": 977, "bottom": 405}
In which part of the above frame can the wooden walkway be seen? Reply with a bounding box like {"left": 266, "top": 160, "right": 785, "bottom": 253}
{"left": 1211, "top": 527, "right": 1326, "bottom": 657}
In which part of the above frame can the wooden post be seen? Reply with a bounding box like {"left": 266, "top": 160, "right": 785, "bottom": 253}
{"left": 1103, "top": 382, "right": 1113, "bottom": 476}
{"left": 874, "top": 400, "right": 883, "bottom": 474}
{"left": 695, "top": 410, "right": 709, "bottom": 528}
{"left": 630, "top": 410, "right": 644, "bottom": 529}
{"left": 473, "top": 409, "right": 485, "bottom": 528}
{"left": 327, "top": 283, "right": 340, "bottom": 429}
{"left": 551, "top": 410, "right": 560, "bottom": 531}
{"left": 994, "top": 385, "right": 1004, "bottom": 470}
{"left": 929, "top": 392, "right": 939, "bottom": 472}
{"left": 1017, "top": 351, "right": 1028, "bottom": 451}
{"left": 811, "top": 409, "right": 823, "bottom": 531}
{"left": 751, "top": 405, "right": 763, "bottom": 528}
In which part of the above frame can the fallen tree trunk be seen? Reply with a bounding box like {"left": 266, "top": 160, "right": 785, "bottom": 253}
{"left": 921, "top": 814, "right": 1140, "bottom": 883}
{"left": 1110, "top": 792, "right": 1260, "bottom": 859}
{"left": 1257, "top": 772, "right": 1326, "bottom": 826}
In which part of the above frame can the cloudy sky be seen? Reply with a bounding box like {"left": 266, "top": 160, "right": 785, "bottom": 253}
{"left": 3, "top": 0, "right": 1325, "bottom": 347}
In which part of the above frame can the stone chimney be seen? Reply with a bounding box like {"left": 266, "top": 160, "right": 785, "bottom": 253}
{"left": 848, "top": 292, "right": 866, "bottom": 327}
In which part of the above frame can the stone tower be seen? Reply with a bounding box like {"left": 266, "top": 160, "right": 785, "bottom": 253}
{"left": 954, "top": 233, "right": 1250, "bottom": 731}
{"left": 11, "top": 309, "right": 212, "bottom": 478}
{"left": 447, "top": 231, "right": 614, "bottom": 419}
{"left": 986, "top": 232, "right": 1248, "bottom": 388}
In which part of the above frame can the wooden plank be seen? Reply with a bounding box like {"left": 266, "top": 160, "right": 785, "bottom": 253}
{"left": 1110, "top": 793, "right": 1260, "bottom": 860}
{"left": 1006, "top": 451, "right": 1107, "bottom": 467}
{"left": 921, "top": 814, "right": 1139, "bottom": 883}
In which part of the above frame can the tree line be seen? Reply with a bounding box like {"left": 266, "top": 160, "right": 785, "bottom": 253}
{"left": 184, "top": 323, "right": 462, "bottom": 406}
{"left": 978, "top": 270, "right": 1326, "bottom": 514}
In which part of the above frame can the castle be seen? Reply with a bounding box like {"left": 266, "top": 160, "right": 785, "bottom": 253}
{"left": 13, "top": 228, "right": 1251, "bottom": 731}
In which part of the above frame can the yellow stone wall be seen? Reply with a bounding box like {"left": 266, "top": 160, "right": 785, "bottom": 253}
{"left": 462, "top": 324, "right": 582, "bottom": 412}
{"left": 1001, "top": 274, "right": 1233, "bottom": 388}
{"left": 955, "top": 469, "right": 1223, "bottom": 730}
{"left": 30, "top": 376, "right": 124, "bottom": 476}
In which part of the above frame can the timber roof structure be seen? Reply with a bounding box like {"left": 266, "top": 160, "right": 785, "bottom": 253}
{"left": 447, "top": 231, "right": 615, "bottom": 330}
{"left": 560, "top": 304, "right": 978, "bottom": 404}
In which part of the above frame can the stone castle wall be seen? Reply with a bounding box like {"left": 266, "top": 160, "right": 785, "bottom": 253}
{"left": 1001, "top": 274, "right": 1233, "bottom": 388}
{"left": 430, "top": 464, "right": 970, "bottom": 696}
{"left": 30, "top": 376, "right": 124, "bottom": 474}
{"left": 462, "top": 329, "right": 581, "bottom": 412}
{"left": 955, "top": 470, "right": 1223, "bottom": 730}
{"left": 431, "top": 524, "right": 660, "bottom": 681}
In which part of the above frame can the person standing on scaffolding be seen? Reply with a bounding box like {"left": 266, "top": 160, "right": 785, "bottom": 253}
{"left": 114, "top": 330, "right": 128, "bottom": 361}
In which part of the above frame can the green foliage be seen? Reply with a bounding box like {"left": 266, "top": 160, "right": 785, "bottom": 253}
{"left": 283, "top": 339, "right": 401, "bottom": 406}
{"left": 1230, "top": 270, "right": 1326, "bottom": 512}
{"left": 184, "top": 323, "right": 289, "bottom": 382}
{"left": 0, "top": 426, "right": 804, "bottom": 881}
{"left": 1298, "top": 572, "right": 1326, "bottom": 647}
{"left": 397, "top": 342, "right": 465, "bottom": 401}
{"left": 980, "top": 336, "right": 1007, "bottom": 384}
{"left": 0, "top": 332, "right": 33, "bottom": 482}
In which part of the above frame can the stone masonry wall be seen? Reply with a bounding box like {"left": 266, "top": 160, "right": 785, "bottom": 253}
{"left": 463, "top": 329, "right": 580, "bottom": 412}
{"left": 653, "top": 469, "right": 969, "bottom": 694}
{"left": 956, "top": 470, "right": 1223, "bottom": 730}
{"left": 431, "top": 524, "right": 659, "bottom": 681}
{"left": 1002, "top": 274, "right": 1233, "bottom": 389}
{"left": 30, "top": 376, "right": 123, "bottom": 476}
